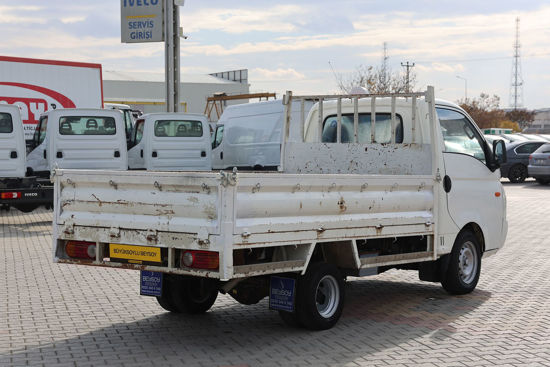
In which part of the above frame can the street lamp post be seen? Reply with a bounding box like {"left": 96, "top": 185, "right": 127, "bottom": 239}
{"left": 456, "top": 75, "right": 467, "bottom": 101}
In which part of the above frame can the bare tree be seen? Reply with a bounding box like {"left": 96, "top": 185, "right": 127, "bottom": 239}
{"left": 335, "top": 45, "right": 416, "bottom": 94}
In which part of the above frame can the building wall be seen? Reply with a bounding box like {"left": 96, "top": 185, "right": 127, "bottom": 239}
{"left": 525, "top": 109, "right": 550, "bottom": 133}
{"left": 103, "top": 78, "right": 249, "bottom": 121}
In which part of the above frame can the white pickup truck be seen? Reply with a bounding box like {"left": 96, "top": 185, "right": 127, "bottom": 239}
{"left": 52, "top": 87, "right": 507, "bottom": 330}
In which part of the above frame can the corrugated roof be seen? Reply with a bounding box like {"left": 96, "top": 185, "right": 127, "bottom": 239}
{"left": 103, "top": 70, "right": 239, "bottom": 84}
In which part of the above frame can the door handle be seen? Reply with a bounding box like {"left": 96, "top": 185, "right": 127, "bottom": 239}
{"left": 152, "top": 151, "right": 157, "bottom": 158}
{"left": 201, "top": 151, "right": 206, "bottom": 157}
{"left": 56, "top": 151, "right": 63, "bottom": 159}
{"left": 443, "top": 175, "right": 452, "bottom": 193}
{"left": 220, "top": 152, "right": 223, "bottom": 160}
{"left": 43, "top": 150, "right": 47, "bottom": 159}
{"left": 10, "top": 151, "right": 17, "bottom": 159}
{"left": 114, "top": 150, "right": 120, "bottom": 158}
{"left": 140, "top": 149, "right": 143, "bottom": 158}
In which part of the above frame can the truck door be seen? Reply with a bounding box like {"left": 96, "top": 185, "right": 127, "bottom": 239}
{"left": 0, "top": 109, "right": 25, "bottom": 178}
{"left": 26, "top": 115, "right": 49, "bottom": 175}
{"left": 148, "top": 118, "right": 211, "bottom": 171}
{"left": 211, "top": 125, "right": 224, "bottom": 169}
{"left": 128, "top": 118, "right": 145, "bottom": 169}
{"left": 436, "top": 107, "right": 504, "bottom": 251}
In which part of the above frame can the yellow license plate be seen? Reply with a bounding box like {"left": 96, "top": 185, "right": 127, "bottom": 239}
{"left": 109, "top": 244, "right": 161, "bottom": 264}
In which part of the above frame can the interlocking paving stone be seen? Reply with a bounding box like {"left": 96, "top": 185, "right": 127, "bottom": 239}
{"left": 1, "top": 181, "right": 550, "bottom": 366}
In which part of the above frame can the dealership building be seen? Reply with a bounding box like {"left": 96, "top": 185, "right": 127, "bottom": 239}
{"left": 102, "top": 69, "right": 250, "bottom": 120}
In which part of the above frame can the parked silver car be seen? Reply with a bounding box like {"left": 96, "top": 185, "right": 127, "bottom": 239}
{"left": 528, "top": 143, "right": 550, "bottom": 185}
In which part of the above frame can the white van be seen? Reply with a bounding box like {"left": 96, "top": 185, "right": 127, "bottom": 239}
{"left": 211, "top": 99, "right": 314, "bottom": 170}
{"left": 26, "top": 109, "right": 128, "bottom": 176}
{"left": 128, "top": 113, "right": 212, "bottom": 171}
{"left": 0, "top": 104, "right": 26, "bottom": 178}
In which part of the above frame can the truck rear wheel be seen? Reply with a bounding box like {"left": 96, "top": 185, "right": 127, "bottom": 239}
{"left": 295, "top": 263, "right": 345, "bottom": 330}
{"left": 156, "top": 275, "right": 179, "bottom": 312}
{"left": 441, "top": 230, "right": 481, "bottom": 295}
{"left": 169, "top": 276, "right": 219, "bottom": 314}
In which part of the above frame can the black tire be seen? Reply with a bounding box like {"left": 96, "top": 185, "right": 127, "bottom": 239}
{"left": 295, "top": 263, "right": 345, "bottom": 330}
{"left": 441, "top": 230, "right": 482, "bottom": 295}
{"left": 169, "top": 276, "right": 218, "bottom": 314}
{"left": 13, "top": 204, "right": 39, "bottom": 213}
{"left": 156, "top": 275, "right": 179, "bottom": 312}
{"left": 508, "top": 164, "right": 527, "bottom": 183}
{"left": 536, "top": 178, "right": 550, "bottom": 185}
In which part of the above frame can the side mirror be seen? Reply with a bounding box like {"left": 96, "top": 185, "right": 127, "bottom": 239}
{"left": 492, "top": 140, "right": 507, "bottom": 168}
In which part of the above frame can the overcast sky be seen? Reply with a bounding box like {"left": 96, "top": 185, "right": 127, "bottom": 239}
{"left": 1, "top": 1, "right": 549, "bottom": 109}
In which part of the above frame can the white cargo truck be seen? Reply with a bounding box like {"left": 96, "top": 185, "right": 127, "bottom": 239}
{"left": 128, "top": 113, "right": 211, "bottom": 171}
{"left": 51, "top": 87, "right": 508, "bottom": 330}
{"left": 0, "top": 56, "right": 103, "bottom": 142}
{"left": 26, "top": 109, "right": 128, "bottom": 177}
{"left": 0, "top": 105, "right": 52, "bottom": 212}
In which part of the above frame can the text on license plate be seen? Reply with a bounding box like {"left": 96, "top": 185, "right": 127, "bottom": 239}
{"left": 109, "top": 244, "right": 161, "bottom": 264}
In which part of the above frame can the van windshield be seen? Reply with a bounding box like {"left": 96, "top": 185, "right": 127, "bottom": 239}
{"left": 0, "top": 113, "right": 13, "bottom": 133}
{"left": 154, "top": 120, "right": 203, "bottom": 137}
{"left": 59, "top": 116, "right": 116, "bottom": 135}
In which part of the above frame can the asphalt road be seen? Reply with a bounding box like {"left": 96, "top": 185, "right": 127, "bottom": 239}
{"left": 1, "top": 181, "right": 550, "bottom": 367}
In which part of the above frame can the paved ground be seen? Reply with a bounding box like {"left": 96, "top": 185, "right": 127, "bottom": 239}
{"left": 1, "top": 181, "right": 550, "bottom": 367}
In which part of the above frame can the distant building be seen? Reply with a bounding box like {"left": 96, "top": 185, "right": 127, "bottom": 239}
{"left": 103, "top": 69, "right": 250, "bottom": 121}
{"left": 523, "top": 108, "right": 550, "bottom": 133}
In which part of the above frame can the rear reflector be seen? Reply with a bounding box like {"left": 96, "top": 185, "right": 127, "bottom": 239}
{"left": 1, "top": 192, "right": 21, "bottom": 199}
{"left": 181, "top": 250, "right": 219, "bottom": 270}
{"left": 65, "top": 241, "right": 96, "bottom": 260}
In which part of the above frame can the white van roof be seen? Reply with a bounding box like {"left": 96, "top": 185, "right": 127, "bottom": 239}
{"left": 219, "top": 100, "right": 283, "bottom": 123}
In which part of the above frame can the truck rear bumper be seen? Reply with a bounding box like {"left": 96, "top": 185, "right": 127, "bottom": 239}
{"left": 0, "top": 186, "right": 53, "bottom": 206}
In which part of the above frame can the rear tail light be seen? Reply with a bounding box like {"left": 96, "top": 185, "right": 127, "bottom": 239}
{"left": 65, "top": 241, "right": 96, "bottom": 260}
{"left": 181, "top": 250, "right": 219, "bottom": 270}
{"left": 1, "top": 192, "right": 21, "bottom": 199}
{"left": 529, "top": 155, "right": 532, "bottom": 160}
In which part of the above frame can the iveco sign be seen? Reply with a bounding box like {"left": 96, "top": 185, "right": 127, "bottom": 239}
{"left": 121, "top": 0, "right": 164, "bottom": 43}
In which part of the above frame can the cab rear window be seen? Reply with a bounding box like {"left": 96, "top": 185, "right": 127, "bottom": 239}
{"left": 59, "top": 116, "right": 116, "bottom": 135}
{"left": 322, "top": 113, "right": 403, "bottom": 143}
{"left": 0, "top": 113, "right": 13, "bottom": 133}
{"left": 154, "top": 120, "right": 203, "bottom": 137}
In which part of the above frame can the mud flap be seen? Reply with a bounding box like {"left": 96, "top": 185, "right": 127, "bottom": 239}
{"left": 269, "top": 276, "right": 295, "bottom": 312}
{"left": 140, "top": 270, "right": 163, "bottom": 296}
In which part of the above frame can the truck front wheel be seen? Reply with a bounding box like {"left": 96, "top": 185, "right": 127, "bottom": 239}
{"left": 441, "top": 230, "right": 481, "bottom": 295}
{"left": 295, "top": 263, "right": 345, "bottom": 330}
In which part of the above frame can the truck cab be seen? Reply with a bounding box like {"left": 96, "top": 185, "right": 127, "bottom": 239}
{"left": 128, "top": 113, "right": 211, "bottom": 171}
{"left": 0, "top": 104, "right": 26, "bottom": 178}
{"left": 26, "top": 108, "right": 128, "bottom": 176}
{"left": 0, "top": 104, "right": 53, "bottom": 212}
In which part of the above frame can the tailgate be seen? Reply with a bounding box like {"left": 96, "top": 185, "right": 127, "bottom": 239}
{"left": 55, "top": 169, "right": 221, "bottom": 235}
